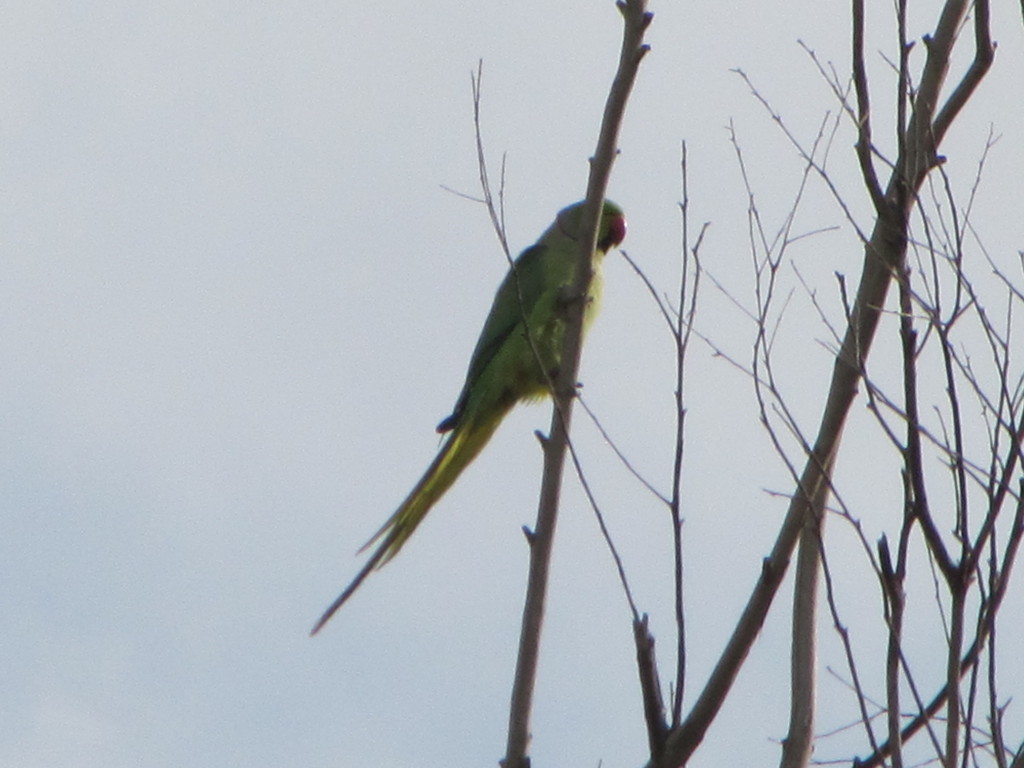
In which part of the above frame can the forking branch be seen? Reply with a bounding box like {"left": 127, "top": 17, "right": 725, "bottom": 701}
{"left": 653, "top": 1, "right": 994, "bottom": 766}
{"left": 502, "top": 2, "right": 651, "bottom": 766}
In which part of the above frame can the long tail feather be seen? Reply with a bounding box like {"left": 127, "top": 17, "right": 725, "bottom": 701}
{"left": 311, "top": 409, "right": 505, "bottom": 634}
{"left": 309, "top": 545, "right": 386, "bottom": 635}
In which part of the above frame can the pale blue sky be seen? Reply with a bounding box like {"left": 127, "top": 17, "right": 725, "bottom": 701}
{"left": 3, "top": 2, "right": 1024, "bottom": 767}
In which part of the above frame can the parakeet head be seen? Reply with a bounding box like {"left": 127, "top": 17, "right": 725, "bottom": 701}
{"left": 555, "top": 200, "right": 627, "bottom": 253}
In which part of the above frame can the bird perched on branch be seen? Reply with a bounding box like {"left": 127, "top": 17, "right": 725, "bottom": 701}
{"left": 312, "top": 199, "right": 627, "bottom": 634}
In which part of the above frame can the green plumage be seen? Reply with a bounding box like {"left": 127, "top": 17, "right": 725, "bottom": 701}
{"left": 312, "top": 200, "right": 626, "bottom": 634}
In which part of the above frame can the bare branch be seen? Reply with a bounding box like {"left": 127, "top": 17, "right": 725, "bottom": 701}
{"left": 502, "top": 3, "right": 651, "bottom": 765}
{"left": 852, "top": 0, "right": 886, "bottom": 213}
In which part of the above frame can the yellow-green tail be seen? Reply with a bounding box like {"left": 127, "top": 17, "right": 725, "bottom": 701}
{"left": 366, "top": 410, "right": 503, "bottom": 563}
{"left": 310, "top": 409, "right": 504, "bottom": 634}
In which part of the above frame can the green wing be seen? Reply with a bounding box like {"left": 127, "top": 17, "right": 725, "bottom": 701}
{"left": 437, "top": 243, "right": 550, "bottom": 432}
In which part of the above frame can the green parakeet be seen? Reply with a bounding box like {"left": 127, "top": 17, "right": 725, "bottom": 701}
{"left": 312, "top": 199, "right": 626, "bottom": 634}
